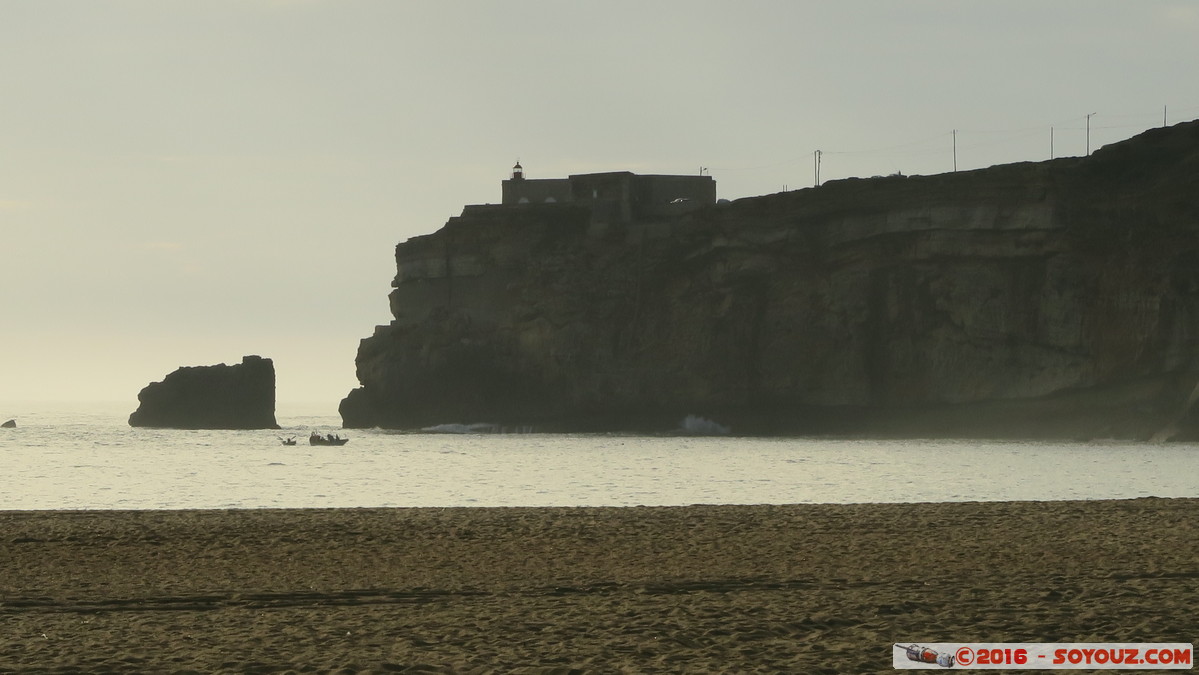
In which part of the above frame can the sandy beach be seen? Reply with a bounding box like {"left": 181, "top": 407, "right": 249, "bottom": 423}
{"left": 1, "top": 499, "right": 1195, "bottom": 673}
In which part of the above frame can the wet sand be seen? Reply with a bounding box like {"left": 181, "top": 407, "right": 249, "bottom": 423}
{"left": 1, "top": 499, "right": 1195, "bottom": 673}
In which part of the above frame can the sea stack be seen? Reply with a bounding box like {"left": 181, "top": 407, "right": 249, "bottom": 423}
{"left": 129, "top": 355, "right": 279, "bottom": 429}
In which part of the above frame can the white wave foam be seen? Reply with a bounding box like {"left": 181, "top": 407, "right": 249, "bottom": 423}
{"left": 678, "top": 415, "right": 731, "bottom": 435}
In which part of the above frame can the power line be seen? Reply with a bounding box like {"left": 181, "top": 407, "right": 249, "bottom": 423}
{"left": 707, "top": 105, "right": 1198, "bottom": 186}
{"left": 822, "top": 131, "right": 953, "bottom": 156}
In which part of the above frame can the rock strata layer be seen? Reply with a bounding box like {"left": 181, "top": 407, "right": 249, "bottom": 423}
{"left": 129, "top": 355, "right": 279, "bottom": 429}
{"left": 342, "top": 122, "right": 1199, "bottom": 438}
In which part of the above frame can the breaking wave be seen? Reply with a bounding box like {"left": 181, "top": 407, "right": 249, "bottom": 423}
{"left": 420, "top": 423, "right": 535, "bottom": 434}
{"left": 678, "top": 415, "right": 731, "bottom": 436}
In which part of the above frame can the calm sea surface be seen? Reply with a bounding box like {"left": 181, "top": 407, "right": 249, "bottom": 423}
{"left": 1, "top": 402, "right": 1197, "bottom": 510}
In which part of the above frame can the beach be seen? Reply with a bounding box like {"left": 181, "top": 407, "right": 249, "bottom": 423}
{"left": 1, "top": 499, "right": 1195, "bottom": 673}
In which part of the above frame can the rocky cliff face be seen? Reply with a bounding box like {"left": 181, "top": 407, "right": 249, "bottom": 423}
{"left": 341, "top": 122, "right": 1199, "bottom": 439}
{"left": 130, "top": 355, "right": 279, "bottom": 429}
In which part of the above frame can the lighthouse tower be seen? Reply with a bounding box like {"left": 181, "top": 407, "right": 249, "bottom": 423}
{"left": 501, "top": 161, "right": 572, "bottom": 205}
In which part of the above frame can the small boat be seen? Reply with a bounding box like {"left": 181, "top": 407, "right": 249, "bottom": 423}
{"left": 309, "top": 432, "right": 349, "bottom": 446}
{"left": 280, "top": 437, "right": 297, "bottom": 446}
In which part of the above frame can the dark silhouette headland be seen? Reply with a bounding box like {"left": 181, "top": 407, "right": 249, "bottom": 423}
{"left": 340, "top": 122, "right": 1199, "bottom": 439}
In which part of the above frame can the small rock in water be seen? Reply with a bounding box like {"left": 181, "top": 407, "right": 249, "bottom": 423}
{"left": 1, "top": 419, "right": 15, "bottom": 428}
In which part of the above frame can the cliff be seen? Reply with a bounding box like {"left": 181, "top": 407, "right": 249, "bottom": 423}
{"left": 130, "top": 355, "right": 279, "bottom": 429}
{"left": 341, "top": 121, "right": 1199, "bottom": 438}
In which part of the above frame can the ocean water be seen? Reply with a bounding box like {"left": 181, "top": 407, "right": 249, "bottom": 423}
{"left": 1, "top": 402, "right": 1197, "bottom": 510}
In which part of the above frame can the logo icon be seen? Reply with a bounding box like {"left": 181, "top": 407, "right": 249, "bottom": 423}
{"left": 897, "top": 643, "right": 956, "bottom": 668}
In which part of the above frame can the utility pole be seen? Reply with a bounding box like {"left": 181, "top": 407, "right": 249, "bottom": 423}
{"left": 1050, "top": 126, "right": 1054, "bottom": 159}
{"left": 814, "top": 150, "right": 822, "bottom": 187}
{"left": 952, "top": 130, "right": 957, "bottom": 172}
{"left": 1164, "top": 105, "right": 1168, "bottom": 127}
{"left": 1086, "top": 112, "right": 1097, "bottom": 155}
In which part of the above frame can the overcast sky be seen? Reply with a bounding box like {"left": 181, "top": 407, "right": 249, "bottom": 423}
{"left": 3, "top": 1, "right": 1197, "bottom": 414}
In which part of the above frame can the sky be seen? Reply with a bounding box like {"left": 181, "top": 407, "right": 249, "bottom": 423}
{"left": 2, "top": 1, "right": 1198, "bottom": 414}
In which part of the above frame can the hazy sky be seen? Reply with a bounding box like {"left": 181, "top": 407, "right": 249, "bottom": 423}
{"left": 3, "top": 1, "right": 1197, "bottom": 413}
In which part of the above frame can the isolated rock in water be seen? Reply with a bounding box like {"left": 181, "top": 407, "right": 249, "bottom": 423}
{"left": 1, "top": 419, "right": 14, "bottom": 428}
{"left": 129, "top": 355, "right": 279, "bottom": 429}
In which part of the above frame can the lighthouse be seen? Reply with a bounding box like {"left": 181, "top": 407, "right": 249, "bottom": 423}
{"left": 511, "top": 161, "right": 524, "bottom": 180}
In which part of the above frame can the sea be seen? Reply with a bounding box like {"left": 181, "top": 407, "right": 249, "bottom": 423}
{"left": 1, "top": 401, "right": 1197, "bottom": 510}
